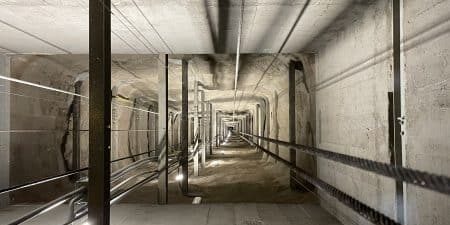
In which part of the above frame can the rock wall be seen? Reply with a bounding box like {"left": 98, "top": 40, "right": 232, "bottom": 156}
{"left": 6, "top": 55, "right": 159, "bottom": 202}
{"left": 0, "top": 54, "right": 10, "bottom": 207}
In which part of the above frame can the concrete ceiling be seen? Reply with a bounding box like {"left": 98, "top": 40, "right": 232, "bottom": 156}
{"left": 1, "top": 0, "right": 372, "bottom": 114}
{"left": 0, "top": 0, "right": 353, "bottom": 54}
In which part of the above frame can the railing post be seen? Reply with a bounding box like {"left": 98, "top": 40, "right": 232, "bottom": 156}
{"left": 88, "top": 0, "right": 111, "bottom": 223}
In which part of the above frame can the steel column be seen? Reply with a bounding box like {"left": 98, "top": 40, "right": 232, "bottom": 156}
{"left": 392, "top": 0, "right": 404, "bottom": 223}
{"left": 289, "top": 60, "right": 297, "bottom": 189}
{"left": 181, "top": 59, "right": 189, "bottom": 194}
{"left": 193, "top": 81, "right": 199, "bottom": 176}
{"left": 201, "top": 92, "right": 206, "bottom": 167}
{"left": 209, "top": 103, "right": 213, "bottom": 154}
{"left": 72, "top": 81, "right": 81, "bottom": 178}
{"left": 157, "top": 54, "right": 168, "bottom": 204}
{"left": 88, "top": 0, "right": 111, "bottom": 223}
{"left": 256, "top": 104, "right": 260, "bottom": 145}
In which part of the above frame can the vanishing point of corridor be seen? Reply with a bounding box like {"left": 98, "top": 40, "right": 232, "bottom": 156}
{"left": 1, "top": 1, "right": 450, "bottom": 225}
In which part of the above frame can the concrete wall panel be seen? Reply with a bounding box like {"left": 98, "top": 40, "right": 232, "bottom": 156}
{"left": 403, "top": 0, "right": 450, "bottom": 224}
{"left": 314, "top": 0, "right": 395, "bottom": 223}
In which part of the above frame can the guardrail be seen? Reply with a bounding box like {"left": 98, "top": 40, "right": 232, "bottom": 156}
{"left": 239, "top": 132, "right": 450, "bottom": 225}
{"left": 240, "top": 132, "right": 450, "bottom": 195}
{"left": 3, "top": 150, "right": 181, "bottom": 225}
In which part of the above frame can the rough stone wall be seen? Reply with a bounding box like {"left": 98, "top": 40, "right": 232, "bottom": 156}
{"left": 0, "top": 54, "right": 10, "bottom": 207}
{"left": 295, "top": 54, "right": 316, "bottom": 176}
{"left": 9, "top": 55, "right": 85, "bottom": 202}
{"left": 6, "top": 55, "right": 156, "bottom": 202}
{"left": 314, "top": 1, "right": 395, "bottom": 224}
{"left": 402, "top": 1, "right": 450, "bottom": 224}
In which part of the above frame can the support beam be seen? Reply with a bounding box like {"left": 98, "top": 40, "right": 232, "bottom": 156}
{"left": 289, "top": 60, "right": 297, "bottom": 189}
{"left": 181, "top": 59, "right": 189, "bottom": 194}
{"left": 392, "top": 0, "right": 404, "bottom": 223}
{"left": 193, "top": 81, "right": 199, "bottom": 176}
{"left": 88, "top": 0, "right": 111, "bottom": 223}
{"left": 157, "top": 54, "right": 169, "bottom": 204}
{"left": 72, "top": 81, "right": 81, "bottom": 179}
{"left": 209, "top": 103, "right": 213, "bottom": 155}
{"left": 201, "top": 91, "right": 206, "bottom": 167}
{"left": 216, "top": 112, "right": 220, "bottom": 147}
{"left": 255, "top": 104, "right": 260, "bottom": 146}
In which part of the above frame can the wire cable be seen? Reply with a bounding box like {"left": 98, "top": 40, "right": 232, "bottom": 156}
{"left": 130, "top": 0, "right": 173, "bottom": 53}
{"left": 240, "top": 134, "right": 400, "bottom": 225}
{"left": 241, "top": 132, "right": 450, "bottom": 196}
{"left": 236, "top": 0, "right": 311, "bottom": 112}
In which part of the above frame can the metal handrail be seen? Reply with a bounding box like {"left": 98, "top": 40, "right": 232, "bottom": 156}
{"left": 240, "top": 135, "right": 400, "bottom": 225}
{"left": 0, "top": 168, "right": 88, "bottom": 195}
{"left": 110, "top": 157, "right": 155, "bottom": 182}
{"left": 241, "top": 132, "right": 450, "bottom": 195}
{"left": 7, "top": 187, "right": 86, "bottom": 225}
{"left": 64, "top": 159, "right": 181, "bottom": 225}
{"left": 0, "top": 151, "right": 158, "bottom": 195}
{"left": 111, "top": 150, "right": 156, "bottom": 163}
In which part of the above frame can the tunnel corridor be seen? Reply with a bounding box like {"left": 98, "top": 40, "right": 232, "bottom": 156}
{"left": 1, "top": 0, "right": 450, "bottom": 225}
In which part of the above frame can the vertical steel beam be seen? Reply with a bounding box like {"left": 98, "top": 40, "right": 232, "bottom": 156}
{"left": 88, "top": 0, "right": 111, "bottom": 223}
{"left": 181, "top": 59, "right": 189, "bottom": 194}
{"left": 392, "top": 0, "right": 404, "bottom": 223}
{"left": 201, "top": 92, "right": 206, "bottom": 167}
{"left": 72, "top": 81, "right": 81, "bottom": 180}
{"left": 209, "top": 103, "right": 213, "bottom": 154}
{"left": 147, "top": 106, "right": 152, "bottom": 156}
{"left": 157, "top": 54, "right": 169, "bottom": 204}
{"left": 289, "top": 61, "right": 297, "bottom": 189}
{"left": 215, "top": 112, "right": 219, "bottom": 147}
{"left": 255, "top": 104, "right": 260, "bottom": 144}
{"left": 193, "top": 81, "right": 199, "bottom": 176}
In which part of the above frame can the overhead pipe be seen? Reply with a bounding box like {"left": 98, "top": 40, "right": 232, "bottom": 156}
{"left": 233, "top": 0, "right": 244, "bottom": 120}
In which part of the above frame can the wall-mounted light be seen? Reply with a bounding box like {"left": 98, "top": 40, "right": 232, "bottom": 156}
{"left": 175, "top": 174, "right": 184, "bottom": 181}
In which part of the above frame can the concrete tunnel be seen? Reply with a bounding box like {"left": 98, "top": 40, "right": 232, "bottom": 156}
{"left": 0, "top": 0, "right": 449, "bottom": 225}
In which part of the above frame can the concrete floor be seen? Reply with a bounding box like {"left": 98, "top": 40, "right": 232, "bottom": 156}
{"left": 0, "top": 203, "right": 342, "bottom": 225}
{"left": 0, "top": 145, "right": 342, "bottom": 225}
{"left": 122, "top": 145, "right": 315, "bottom": 203}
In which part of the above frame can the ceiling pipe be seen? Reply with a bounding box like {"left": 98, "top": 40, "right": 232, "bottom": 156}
{"left": 233, "top": 0, "right": 245, "bottom": 121}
